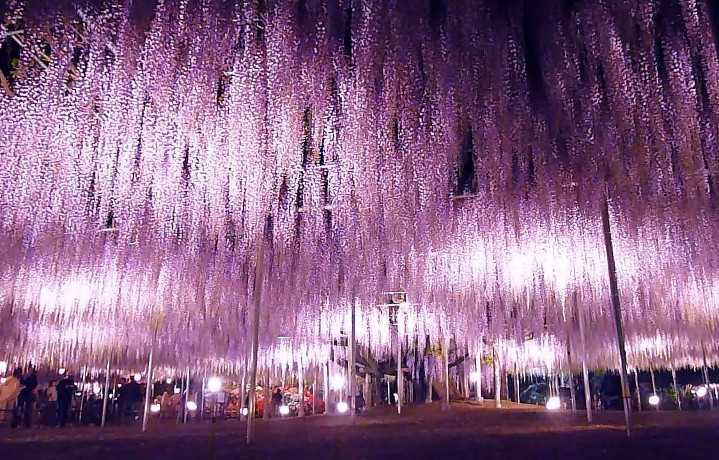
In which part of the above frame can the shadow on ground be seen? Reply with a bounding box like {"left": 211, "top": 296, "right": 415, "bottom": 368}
{"left": 2, "top": 402, "right": 716, "bottom": 459}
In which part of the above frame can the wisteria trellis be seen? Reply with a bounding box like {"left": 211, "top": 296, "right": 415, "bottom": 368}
{"left": 1, "top": 0, "right": 718, "bottom": 376}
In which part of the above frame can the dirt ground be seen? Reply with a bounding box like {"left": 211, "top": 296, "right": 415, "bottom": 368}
{"left": 1, "top": 402, "right": 717, "bottom": 459}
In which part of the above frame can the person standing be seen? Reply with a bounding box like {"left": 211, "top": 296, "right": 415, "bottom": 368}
{"left": 56, "top": 373, "right": 76, "bottom": 427}
{"left": 14, "top": 366, "right": 38, "bottom": 428}
{"left": 0, "top": 368, "right": 23, "bottom": 422}
{"left": 44, "top": 380, "right": 58, "bottom": 425}
{"left": 271, "top": 388, "right": 283, "bottom": 418}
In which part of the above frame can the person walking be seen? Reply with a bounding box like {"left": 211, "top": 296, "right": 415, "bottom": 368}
{"left": 56, "top": 373, "right": 76, "bottom": 427}
{"left": 0, "top": 368, "right": 23, "bottom": 422}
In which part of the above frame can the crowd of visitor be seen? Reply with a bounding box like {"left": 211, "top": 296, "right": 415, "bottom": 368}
{"left": 0, "top": 366, "right": 155, "bottom": 428}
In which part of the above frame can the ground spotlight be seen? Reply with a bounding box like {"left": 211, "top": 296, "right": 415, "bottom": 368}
{"left": 545, "top": 396, "right": 561, "bottom": 411}
{"left": 166, "top": 378, "right": 172, "bottom": 384}
{"left": 58, "top": 367, "right": 66, "bottom": 375}
{"left": 648, "top": 395, "right": 660, "bottom": 406}
{"left": 241, "top": 407, "right": 248, "bottom": 416}
{"left": 279, "top": 405, "right": 290, "bottom": 416}
{"left": 696, "top": 386, "right": 708, "bottom": 398}
{"left": 0, "top": 377, "right": 6, "bottom": 385}
{"left": 133, "top": 373, "right": 141, "bottom": 382}
{"left": 186, "top": 401, "right": 198, "bottom": 411}
{"left": 337, "top": 401, "right": 349, "bottom": 413}
{"left": 150, "top": 403, "right": 161, "bottom": 413}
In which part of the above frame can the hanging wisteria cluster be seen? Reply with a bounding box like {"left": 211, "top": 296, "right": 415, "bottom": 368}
{"left": 1, "top": 0, "right": 719, "bottom": 376}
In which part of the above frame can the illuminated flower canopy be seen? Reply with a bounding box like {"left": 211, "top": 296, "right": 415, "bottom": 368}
{"left": 0, "top": 0, "right": 718, "bottom": 374}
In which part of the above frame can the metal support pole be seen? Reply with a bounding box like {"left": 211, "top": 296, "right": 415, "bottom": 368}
{"left": 78, "top": 366, "right": 87, "bottom": 424}
{"left": 464, "top": 367, "right": 470, "bottom": 399}
{"left": 298, "top": 364, "right": 305, "bottom": 417}
{"left": 702, "top": 345, "right": 714, "bottom": 410}
{"left": 577, "top": 292, "right": 592, "bottom": 423}
{"left": 601, "top": 192, "right": 632, "bottom": 436}
{"left": 349, "top": 299, "right": 356, "bottom": 418}
{"left": 246, "top": 240, "right": 264, "bottom": 443}
{"left": 650, "top": 368, "right": 658, "bottom": 411}
{"left": 567, "top": 339, "right": 576, "bottom": 411}
{"left": 396, "top": 324, "right": 403, "bottom": 415}
{"left": 200, "top": 377, "right": 206, "bottom": 421}
{"left": 634, "top": 368, "right": 642, "bottom": 412}
{"left": 177, "top": 372, "right": 185, "bottom": 423}
{"left": 442, "top": 338, "right": 450, "bottom": 410}
{"left": 514, "top": 365, "right": 520, "bottom": 404}
{"left": 101, "top": 360, "right": 111, "bottom": 427}
{"left": 671, "top": 367, "right": 681, "bottom": 411}
{"left": 238, "top": 371, "right": 245, "bottom": 420}
{"left": 142, "top": 344, "right": 154, "bottom": 433}
{"left": 184, "top": 367, "right": 190, "bottom": 423}
{"left": 493, "top": 349, "right": 501, "bottom": 408}
{"left": 312, "top": 380, "right": 317, "bottom": 415}
{"left": 476, "top": 347, "right": 483, "bottom": 403}
{"left": 324, "top": 362, "right": 329, "bottom": 414}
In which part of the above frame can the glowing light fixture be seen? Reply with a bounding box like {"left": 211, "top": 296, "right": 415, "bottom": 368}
{"left": 337, "top": 401, "right": 349, "bottom": 413}
{"left": 166, "top": 378, "right": 172, "bottom": 384}
{"left": 174, "top": 387, "right": 180, "bottom": 394}
{"left": 330, "top": 375, "right": 345, "bottom": 390}
{"left": 648, "top": 395, "right": 660, "bottom": 405}
{"left": 545, "top": 396, "right": 561, "bottom": 411}
{"left": 697, "top": 386, "right": 708, "bottom": 398}
{"left": 133, "top": 373, "right": 141, "bottom": 382}
{"left": 150, "top": 403, "right": 161, "bottom": 413}
{"left": 0, "top": 361, "right": 7, "bottom": 374}
{"left": 186, "top": 401, "right": 198, "bottom": 411}
{"left": 279, "top": 405, "right": 290, "bottom": 416}
{"left": 241, "top": 407, "right": 248, "bottom": 416}
{"left": 0, "top": 378, "right": 6, "bottom": 385}
{"left": 207, "top": 377, "right": 222, "bottom": 392}
{"left": 469, "top": 371, "right": 480, "bottom": 383}
{"left": 58, "top": 368, "right": 66, "bottom": 375}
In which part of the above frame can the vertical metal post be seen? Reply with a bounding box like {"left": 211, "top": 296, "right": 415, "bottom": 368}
{"left": 177, "top": 372, "right": 185, "bottom": 423}
{"left": 567, "top": 338, "right": 576, "bottom": 411}
{"left": 237, "top": 371, "right": 244, "bottom": 420}
{"left": 142, "top": 344, "right": 154, "bottom": 433}
{"left": 324, "top": 362, "right": 329, "bottom": 414}
{"left": 312, "top": 380, "right": 317, "bottom": 415}
{"left": 442, "top": 337, "right": 450, "bottom": 411}
{"left": 101, "top": 359, "right": 111, "bottom": 427}
{"left": 635, "top": 369, "right": 642, "bottom": 411}
{"left": 425, "top": 376, "right": 433, "bottom": 403}
{"left": 702, "top": 345, "right": 714, "bottom": 410}
{"left": 475, "top": 346, "right": 483, "bottom": 403}
{"left": 78, "top": 366, "right": 87, "bottom": 424}
{"left": 493, "top": 349, "right": 501, "bottom": 408}
{"left": 577, "top": 292, "right": 592, "bottom": 423}
{"left": 184, "top": 367, "right": 190, "bottom": 423}
{"left": 601, "top": 191, "right": 632, "bottom": 436}
{"left": 201, "top": 373, "right": 206, "bottom": 421}
{"left": 396, "top": 323, "right": 403, "bottom": 415}
{"left": 349, "top": 299, "right": 356, "bottom": 417}
{"left": 298, "top": 364, "right": 305, "bottom": 417}
{"left": 246, "top": 240, "right": 264, "bottom": 443}
{"left": 650, "top": 368, "right": 658, "bottom": 411}
{"left": 671, "top": 367, "right": 681, "bottom": 411}
{"left": 514, "top": 364, "right": 520, "bottom": 404}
